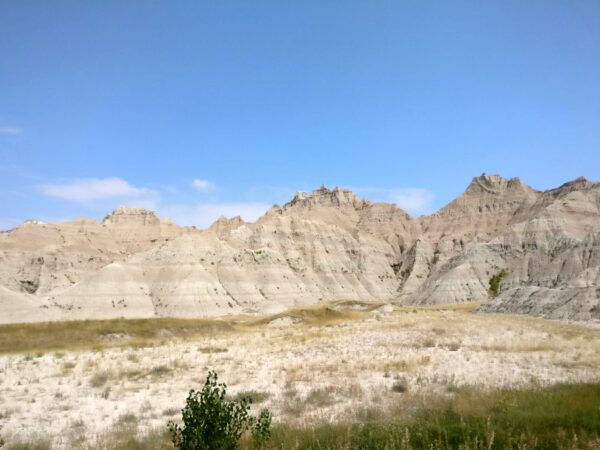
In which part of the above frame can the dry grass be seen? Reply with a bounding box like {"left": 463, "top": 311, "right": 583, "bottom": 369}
{"left": 197, "top": 346, "right": 228, "bottom": 353}
{"left": 0, "top": 317, "right": 234, "bottom": 355}
{"left": 89, "top": 372, "right": 109, "bottom": 388}
{"left": 233, "top": 390, "right": 271, "bottom": 404}
{"left": 0, "top": 300, "right": 379, "bottom": 355}
{"left": 0, "top": 303, "right": 599, "bottom": 449}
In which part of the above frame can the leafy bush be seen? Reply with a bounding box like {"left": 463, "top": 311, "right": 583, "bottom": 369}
{"left": 168, "top": 370, "right": 272, "bottom": 449}
{"left": 488, "top": 269, "right": 508, "bottom": 297}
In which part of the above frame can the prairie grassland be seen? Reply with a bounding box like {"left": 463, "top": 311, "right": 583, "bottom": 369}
{"left": 0, "top": 300, "right": 370, "bottom": 355}
{"left": 0, "top": 302, "right": 599, "bottom": 449}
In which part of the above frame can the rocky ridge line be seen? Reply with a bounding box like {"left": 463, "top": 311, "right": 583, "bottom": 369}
{"left": 0, "top": 174, "right": 598, "bottom": 324}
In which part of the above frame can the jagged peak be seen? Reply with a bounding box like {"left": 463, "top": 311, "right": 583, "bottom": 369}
{"left": 557, "top": 176, "right": 591, "bottom": 188}
{"left": 463, "top": 173, "right": 538, "bottom": 197}
{"left": 264, "top": 204, "right": 283, "bottom": 217}
{"left": 210, "top": 214, "right": 244, "bottom": 225}
{"left": 104, "top": 205, "right": 157, "bottom": 215}
{"left": 226, "top": 215, "right": 244, "bottom": 223}
{"left": 21, "top": 219, "right": 46, "bottom": 226}
{"left": 284, "top": 185, "right": 368, "bottom": 211}
{"left": 432, "top": 174, "right": 540, "bottom": 218}
{"left": 102, "top": 206, "right": 162, "bottom": 225}
{"left": 208, "top": 214, "right": 245, "bottom": 233}
{"left": 211, "top": 214, "right": 246, "bottom": 226}
{"left": 545, "top": 176, "right": 597, "bottom": 198}
{"left": 292, "top": 191, "right": 309, "bottom": 202}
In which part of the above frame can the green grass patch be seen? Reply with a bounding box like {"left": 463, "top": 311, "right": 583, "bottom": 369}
{"left": 243, "top": 383, "right": 600, "bottom": 449}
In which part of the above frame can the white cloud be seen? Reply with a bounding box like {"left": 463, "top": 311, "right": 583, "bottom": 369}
{"left": 160, "top": 202, "right": 271, "bottom": 229}
{"left": 353, "top": 186, "right": 436, "bottom": 216}
{"left": 0, "top": 127, "right": 22, "bottom": 135}
{"left": 192, "top": 179, "right": 216, "bottom": 192}
{"left": 41, "top": 177, "right": 158, "bottom": 204}
{"left": 389, "top": 188, "right": 435, "bottom": 215}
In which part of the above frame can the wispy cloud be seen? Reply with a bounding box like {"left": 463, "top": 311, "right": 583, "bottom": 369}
{"left": 192, "top": 179, "right": 216, "bottom": 192}
{"left": 160, "top": 202, "right": 271, "bottom": 229}
{"left": 40, "top": 177, "right": 159, "bottom": 205}
{"left": 388, "top": 188, "right": 435, "bottom": 215}
{"left": 353, "top": 187, "right": 436, "bottom": 216}
{"left": 0, "top": 127, "right": 22, "bottom": 135}
{"left": 37, "top": 177, "right": 271, "bottom": 228}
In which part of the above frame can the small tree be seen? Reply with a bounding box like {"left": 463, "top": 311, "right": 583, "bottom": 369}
{"left": 168, "top": 370, "right": 272, "bottom": 449}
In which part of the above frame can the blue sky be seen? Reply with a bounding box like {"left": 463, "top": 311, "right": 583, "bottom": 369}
{"left": 1, "top": 1, "right": 599, "bottom": 229}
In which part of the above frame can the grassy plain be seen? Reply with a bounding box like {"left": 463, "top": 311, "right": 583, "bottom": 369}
{"left": 0, "top": 301, "right": 599, "bottom": 449}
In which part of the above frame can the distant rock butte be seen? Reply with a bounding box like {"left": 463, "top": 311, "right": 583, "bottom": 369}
{"left": 1, "top": 174, "right": 599, "bottom": 324}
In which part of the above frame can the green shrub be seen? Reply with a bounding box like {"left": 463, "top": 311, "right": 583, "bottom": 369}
{"left": 168, "top": 370, "right": 272, "bottom": 449}
{"left": 488, "top": 269, "right": 508, "bottom": 298}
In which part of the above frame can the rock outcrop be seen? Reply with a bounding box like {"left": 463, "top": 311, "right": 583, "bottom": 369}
{"left": 409, "top": 176, "right": 600, "bottom": 322}
{"left": 1, "top": 175, "right": 599, "bottom": 324}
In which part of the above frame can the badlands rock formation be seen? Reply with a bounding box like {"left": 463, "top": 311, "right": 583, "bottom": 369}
{"left": 1, "top": 175, "right": 599, "bottom": 324}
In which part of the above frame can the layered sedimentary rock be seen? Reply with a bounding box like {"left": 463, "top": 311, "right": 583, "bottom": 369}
{"left": 409, "top": 176, "right": 600, "bottom": 322}
{"left": 1, "top": 175, "right": 599, "bottom": 324}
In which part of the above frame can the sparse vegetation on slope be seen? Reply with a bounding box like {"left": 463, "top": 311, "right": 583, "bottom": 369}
{"left": 488, "top": 269, "right": 508, "bottom": 298}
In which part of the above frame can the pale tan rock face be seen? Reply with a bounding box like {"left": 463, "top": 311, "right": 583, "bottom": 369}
{"left": 1, "top": 176, "right": 599, "bottom": 324}
{"left": 410, "top": 176, "right": 600, "bottom": 322}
